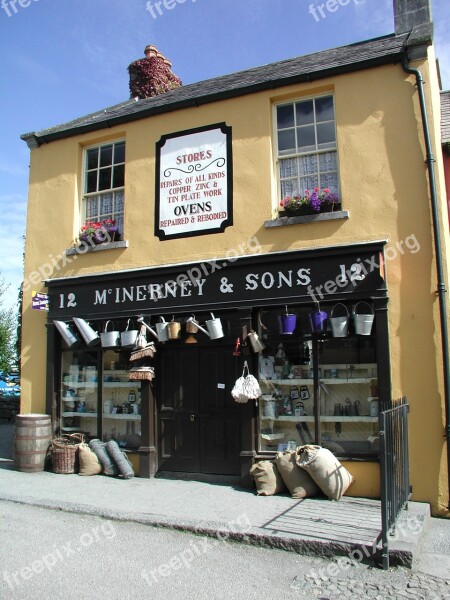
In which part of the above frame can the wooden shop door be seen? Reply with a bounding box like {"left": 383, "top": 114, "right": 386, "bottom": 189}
{"left": 157, "top": 345, "right": 241, "bottom": 475}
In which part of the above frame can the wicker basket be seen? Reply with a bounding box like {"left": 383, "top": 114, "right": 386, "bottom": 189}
{"left": 52, "top": 433, "right": 84, "bottom": 474}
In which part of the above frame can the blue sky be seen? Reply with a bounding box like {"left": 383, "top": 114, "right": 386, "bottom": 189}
{"left": 1, "top": 0, "right": 449, "bottom": 310}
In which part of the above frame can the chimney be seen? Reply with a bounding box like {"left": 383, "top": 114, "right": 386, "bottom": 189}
{"left": 393, "top": 0, "right": 431, "bottom": 34}
{"left": 128, "top": 45, "right": 182, "bottom": 100}
{"left": 393, "top": 0, "right": 433, "bottom": 58}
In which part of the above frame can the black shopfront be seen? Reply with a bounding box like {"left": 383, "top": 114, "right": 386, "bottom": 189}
{"left": 46, "top": 241, "right": 390, "bottom": 482}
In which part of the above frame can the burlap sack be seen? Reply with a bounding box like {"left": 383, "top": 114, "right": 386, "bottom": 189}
{"left": 295, "top": 445, "right": 354, "bottom": 500}
{"left": 274, "top": 451, "right": 321, "bottom": 499}
{"left": 89, "top": 439, "right": 119, "bottom": 476}
{"left": 78, "top": 443, "right": 102, "bottom": 476}
{"left": 250, "top": 460, "right": 287, "bottom": 496}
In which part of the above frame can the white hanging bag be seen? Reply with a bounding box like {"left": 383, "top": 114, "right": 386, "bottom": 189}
{"left": 232, "top": 361, "right": 262, "bottom": 404}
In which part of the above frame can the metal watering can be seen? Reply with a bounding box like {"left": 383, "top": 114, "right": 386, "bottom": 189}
{"left": 187, "top": 313, "right": 224, "bottom": 340}
{"left": 136, "top": 316, "right": 169, "bottom": 342}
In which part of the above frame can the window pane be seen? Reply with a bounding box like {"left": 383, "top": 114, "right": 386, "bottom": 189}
{"left": 277, "top": 105, "right": 294, "bottom": 129}
{"left": 315, "top": 96, "right": 334, "bottom": 122}
{"left": 280, "top": 179, "right": 296, "bottom": 199}
{"left": 100, "top": 193, "right": 113, "bottom": 215}
{"left": 100, "top": 145, "right": 113, "bottom": 168}
{"left": 279, "top": 158, "right": 298, "bottom": 179}
{"left": 296, "top": 100, "right": 314, "bottom": 126}
{"left": 86, "top": 196, "right": 98, "bottom": 219}
{"left": 113, "top": 164, "right": 125, "bottom": 189}
{"left": 86, "top": 171, "right": 97, "bottom": 193}
{"left": 114, "top": 190, "right": 125, "bottom": 213}
{"left": 87, "top": 148, "right": 98, "bottom": 171}
{"left": 300, "top": 176, "right": 319, "bottom": 192}
{"left": 114, "top": 142, "right": 125, "bottom": 165}
{"left": 278, "top": 129, "right": 296, "bottom": 155}
{"left": 297, "top": 126, "right": 316, "bottom": 151}
{"left": 317, "top": 122, "right": 336, "bottom": 148}
{"left": 320, "top": 172, "right": 339, "bottom": 193}
{"left": 299, "top": 154, "right": 318, "bottom": 176}
{"left": 99, "top": 167, "right": 112, "bottom": 191}
{"left": 319, "top": 151, "right": 337, "bottom": 173}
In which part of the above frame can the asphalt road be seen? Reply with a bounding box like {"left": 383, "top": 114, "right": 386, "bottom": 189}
{"left": 0, "top": 501, "right": 449, "bottom": 600}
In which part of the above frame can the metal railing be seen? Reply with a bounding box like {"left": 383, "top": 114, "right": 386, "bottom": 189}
{"left": 379, "top": 396, "right": 411, "bottom": 570}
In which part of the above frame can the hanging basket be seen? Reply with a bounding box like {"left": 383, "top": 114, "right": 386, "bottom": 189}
{"left": 329, "top": 303, "right": 350, "bottom": 338}
{"left": 353, "top": 302, "right": 375, "bottom": 335}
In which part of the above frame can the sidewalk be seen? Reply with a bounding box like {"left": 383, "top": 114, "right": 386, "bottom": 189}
{"left": 0, "top": 423, "right": 447, "bottom": 577}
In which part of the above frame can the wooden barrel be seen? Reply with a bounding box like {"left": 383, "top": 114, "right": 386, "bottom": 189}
{"left": 13, "top": 414, "right": 52, "bottom": 473}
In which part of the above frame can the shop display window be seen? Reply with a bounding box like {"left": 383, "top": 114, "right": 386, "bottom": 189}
{"left": 60, "top": 348, "right": 142, "bottom": 451}
{"left": 257, "top": 304, "right": 379, "bottom": 458}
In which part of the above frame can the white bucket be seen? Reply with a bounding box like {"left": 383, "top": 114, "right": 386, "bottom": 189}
{"left": 329, "top": 303, "right": 350, "bottom": 337}
{"left": 353, "top": 302, "right": 375, "bottom": 336}
{"left": 120, "top": 319, "right": 139, "bottom": 348}
{"left": 100, "top": 320, "right": 120, "bottom": 348}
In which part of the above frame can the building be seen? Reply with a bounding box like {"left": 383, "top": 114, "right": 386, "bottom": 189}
{"left": 21, "top": 0, "right": 449, "bottom": 516}
{"left": 441, "top": 90, "right": 450, "bottom": 226}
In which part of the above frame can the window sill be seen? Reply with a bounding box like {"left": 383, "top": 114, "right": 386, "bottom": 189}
{"left": 66, "top": 240, "right": 128, "bottom": 256}
{"left": 264, "top": 210, "right": 349, "bottom": 228}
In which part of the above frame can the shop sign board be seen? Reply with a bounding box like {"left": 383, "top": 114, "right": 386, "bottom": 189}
{"left": 47, "top": 245, "right": 386, "bottom": 320}
{"left": 155, "top": 123, "right": 233, "bottom": 240}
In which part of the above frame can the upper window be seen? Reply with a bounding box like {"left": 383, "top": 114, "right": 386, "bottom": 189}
{"left": 276, "top": 96, "right": 340, "bottom": 214}
{"left": 83, "top": 140, "right": 125, "bottom": 237}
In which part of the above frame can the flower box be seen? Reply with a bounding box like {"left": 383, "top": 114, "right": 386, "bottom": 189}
{"left": 78, "top": 220, "right": 121, "bottom": 246}
{"left": 280, "top": 188, "right": 340, "bottom": 217}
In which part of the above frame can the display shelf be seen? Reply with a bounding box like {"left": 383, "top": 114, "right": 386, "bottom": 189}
{"left": 103, "top": 382, "right": 136, "bottom": 388}
{"left": 103, "top": 414, "right": 141, "bottom": 421}
{"left": 62, "top": 412, "right": 97, "bottom": 418}
{"left": 259, "top": 415, "right": 378, "bottom": 423}
{"left": 321, "top": 378, "right": 373, "bottom": 385}
{"left": 260, "top": 379, "right": 314, "bottom": 386}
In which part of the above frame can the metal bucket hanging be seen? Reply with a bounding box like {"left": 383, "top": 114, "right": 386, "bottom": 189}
{"left": 309, "top": 305, "right": 328, "bottom": 334}
{"left": 353, "top": 302, "right": 375, "bottom": 335}
{"left": 277, "top": 306, "right": 297, "bottom": 335}
{"left": 167, "top": 317, "right": 181, "bottom": 340}
{"left": 329, "top": 303, "right": 350, "bottom": 338}
{"left": 120, "top": 319, "right": 139, "bottom": 348}
{"left": 100, "top": 320, "right": 120, "bottom": 348}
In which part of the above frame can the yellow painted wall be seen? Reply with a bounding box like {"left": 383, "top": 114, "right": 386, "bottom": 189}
{"left": 22, "top": 55, "right": 449, "bottom": 514}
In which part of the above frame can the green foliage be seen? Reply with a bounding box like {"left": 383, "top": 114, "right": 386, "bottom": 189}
{"left": 0, "top": 275, "right": 16, "bottom": 373}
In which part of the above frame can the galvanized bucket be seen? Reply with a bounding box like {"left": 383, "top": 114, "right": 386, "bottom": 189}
{"left": 73, "top": 317, "right": 100, "bottom": 347}
{"left": 330, "top": 303, "right": 350, "bottom": 337}
{"left": 100, "top": 320, "right": 120, "bottom": 348}
{"left": 261, "top": 395, "right": 277, "bottom": 419}
{"left": 120, "top": 319, "right": 139, "bottom": 348}
{"left": 353, "top": 302, "right": 375, "bottom": 335}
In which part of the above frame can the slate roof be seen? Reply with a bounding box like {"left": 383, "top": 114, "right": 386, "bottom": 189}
{"left": 22, "top": 33, "right": 409, "bottom": 147}
{"left": 441, "top": 91, "right": 450, "bottom": 144}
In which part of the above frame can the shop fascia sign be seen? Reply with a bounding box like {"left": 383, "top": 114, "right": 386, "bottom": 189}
{"left": 155, "top": 122, "right": 233, "bottom": 240}
{"left": 48, "top": 245, "right": 386, "bottom": 319}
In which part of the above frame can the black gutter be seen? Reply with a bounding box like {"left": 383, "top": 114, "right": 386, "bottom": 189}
{"left": 21, "top": 41, "right": 406, "bottom": 148}
{"left": 401, "top": 56, "right": 450, "bottom": 509}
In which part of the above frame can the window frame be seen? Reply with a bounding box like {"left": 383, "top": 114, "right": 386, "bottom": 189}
{"left": 273, "top": 94, "right": 340, "bottom": 213}
{"left": 81, "top": 139, "right": 126, "bottom": 237}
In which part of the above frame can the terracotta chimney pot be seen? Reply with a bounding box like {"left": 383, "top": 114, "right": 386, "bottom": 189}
{"left": 144, "top": 45, "right": 158, "bottom": 58}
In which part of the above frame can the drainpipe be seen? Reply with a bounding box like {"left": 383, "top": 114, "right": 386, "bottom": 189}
{"left": 401, "top": 56, "right": 450, "bottom": 509}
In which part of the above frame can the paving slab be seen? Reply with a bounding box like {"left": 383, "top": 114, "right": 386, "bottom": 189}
{"left": 0, "top": 423, "right": 435, "bottom": 570}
